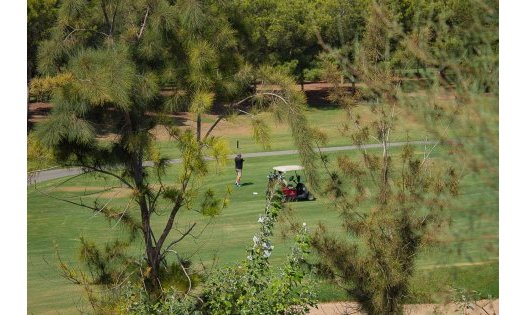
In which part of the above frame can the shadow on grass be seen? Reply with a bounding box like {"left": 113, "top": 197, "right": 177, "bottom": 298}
{"left": 240, "top": 182, "right": 254, "bottom": 186}
{"left": 305, "top": 89, "right": 340, "bottom": 110}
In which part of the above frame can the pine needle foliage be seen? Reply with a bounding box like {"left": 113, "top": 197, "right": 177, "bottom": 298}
{"left": 255, "top": 66, "right": 320, "bottom": 186}
{"left": 251, "top": 116, "right": 272, "bottom": 150}
{"left": 309, "top": 0, "right": 497, "bottom": 313}
{"left": 34, "top": 0, "right": 320, "bottom": 311}
{"left": 34, "top": 0, "right": 243, "bottom": 307}
{"left": 27, "top": 131, "right": 55, "bottom": 171}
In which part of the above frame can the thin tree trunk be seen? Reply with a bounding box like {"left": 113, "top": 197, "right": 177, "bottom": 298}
{"left": 140, "top": 193, "right": 160, "bottom": 291}
{"left": 124, "top": 111, "right": 161, "bottom": 292}
{"left": 196, "top": 114, "right": 202, "bottom": 142}
{"left": 203, "top": 115, "right": 224, "bottom": 141}
{"left": 101, "top": 0, "right": 111, "bottom": 33}
{"left": 133, "top": 149, "right": 161, "bottom": 291}
{"left": 382, "top": 132, "right": 388, "bottom": 185}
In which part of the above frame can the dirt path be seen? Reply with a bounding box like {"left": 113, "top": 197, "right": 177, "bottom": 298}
{"left": 309, "top": 299, "right": 499, "bottom": 315}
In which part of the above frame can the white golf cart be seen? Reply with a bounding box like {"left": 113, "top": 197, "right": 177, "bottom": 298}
{"left": 272, "top": 165, "right": 315, "bottom": 202}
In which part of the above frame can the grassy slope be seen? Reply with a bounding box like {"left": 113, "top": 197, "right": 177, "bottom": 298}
{"left": 28, "top": 105, "right": 427, "bottom": 172}
{"left": 28, "top": 145, "right": 498, "bottom": 313}
{"left": 156, "top": 105, "right": 429, "bottom": 158}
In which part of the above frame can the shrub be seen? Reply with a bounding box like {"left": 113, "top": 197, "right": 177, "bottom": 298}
{"left": 202, "top": 173, "right": 317, "bottom": 314}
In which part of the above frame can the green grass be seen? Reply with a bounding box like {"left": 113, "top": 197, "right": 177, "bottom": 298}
{"left": 28, "top": 105, "right": 430, "bottom": 172}
{"left": 27, "top": 159, "right": 56, "bottom": 173}
{"left": 28, "top": 144, "right": 498, "bottom": 314}
{"left": 27, "top": 95, "right": 498, "bottom": 313}
{"left": 408, "top": 262, "right": 499, "bottom": 303}
{"left": 156, "top": 106, "right": 430, "bottom": 158}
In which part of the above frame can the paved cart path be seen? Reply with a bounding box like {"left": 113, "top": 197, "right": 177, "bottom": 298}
{"left": 27, "top": 140, "right": 436, "bottom": 185}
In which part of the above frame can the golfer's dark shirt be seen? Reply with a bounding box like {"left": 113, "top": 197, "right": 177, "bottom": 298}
{"left": 235, "top": 157, "right": 244, "bottom": 169}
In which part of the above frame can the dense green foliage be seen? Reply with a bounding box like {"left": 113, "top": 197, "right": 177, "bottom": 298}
{"left": 308, "top": 0, "right": 498, "bottom": 314}
{"left": 28, "top": 0, "right": 59, "bottom": 81}
{"left": 202, "top": 174, "right": 316, "bottom": 314}
{"left": 27, "top": 151, "right": 498, "bottom": 313}
{"left": 32, "top": 0, "right": 319, "bottom": 311}
{"left": 28, "top": 0, "right": 498, "bottom": 313}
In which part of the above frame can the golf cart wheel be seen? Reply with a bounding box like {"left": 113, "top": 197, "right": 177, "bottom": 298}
{"left": 307, "top": 193, "right": 315, "bottom": 201}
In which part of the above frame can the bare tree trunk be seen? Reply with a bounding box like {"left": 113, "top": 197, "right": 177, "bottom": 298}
{"left": 132, "top": 153, "right": 161, "bottom": 292}
{"left": 203, "top": 115, "right": 224, "bottom": 141}
{"left": 139, "top": 193, "right": 161, "bottom": 292}
{"left": 124, "top": 111, "right": 162, "bottom": 293}
{"left": 382, "top": 130, "right": 388, "bottom": 186}
{"left": 196, "top": 114, "right": 202, "bottom": 142}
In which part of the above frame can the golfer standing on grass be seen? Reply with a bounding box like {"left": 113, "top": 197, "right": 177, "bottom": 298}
{"left": 234, "top": 153, "right": 244, "bottom": 187}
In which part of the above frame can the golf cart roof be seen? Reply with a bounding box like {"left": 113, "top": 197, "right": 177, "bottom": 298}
{"left": 272, "top": 165, "right": 304, "bottom": 173}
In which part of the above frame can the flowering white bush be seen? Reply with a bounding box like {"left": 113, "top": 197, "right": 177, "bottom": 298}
{"left": 203, "top": 173, "right": 318, "bottom": 314}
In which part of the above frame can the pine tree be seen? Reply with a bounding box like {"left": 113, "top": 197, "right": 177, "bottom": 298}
{"left": 34, "top": 0, "right": 319, "bottom": 308}
{"left": 309, "top": 0, "right": 497, "bottom": 313}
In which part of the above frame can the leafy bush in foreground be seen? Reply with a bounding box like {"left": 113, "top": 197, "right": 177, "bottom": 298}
{"left": 203, "top": 174, "right": 317, "bottom": 314}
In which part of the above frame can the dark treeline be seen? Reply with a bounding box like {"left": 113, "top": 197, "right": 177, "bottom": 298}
{"left": 28, "top": 0, "right": 498, "bottom": 90}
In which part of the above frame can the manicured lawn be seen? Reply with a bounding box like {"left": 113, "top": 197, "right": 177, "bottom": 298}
{"left": 28, "top": 104, "right": 430, "bottom": 173}
{"left": 156, "top": 105, "right": 430, "bottom": 158}
{"left": 28, "top": 145, "right": 498, "bottom": 314}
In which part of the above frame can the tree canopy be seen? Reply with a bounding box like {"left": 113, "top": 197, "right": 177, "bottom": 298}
{"left": 33, "top": 0, "right": 320, "bottom": 307}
